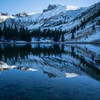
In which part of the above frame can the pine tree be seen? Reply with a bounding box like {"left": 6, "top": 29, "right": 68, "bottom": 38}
{"left": 61, "top": 33, "right": 64, "bottom": 42}
{"left": 71, "top": 32, "right": 75, "bottom": 39}
{"left": 92, "top": 25, "right": 95, "bottom": 30}
{"left": 0, "top": 27, "right": 2, "bottom": 39}
{"left": 3, "top": 23, "right": 7, "bottom": 41}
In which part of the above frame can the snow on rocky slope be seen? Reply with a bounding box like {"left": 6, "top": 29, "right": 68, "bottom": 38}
{"left": 0, "top": 2, "right": 100, "bottom": 42}
{"left": 0, "top": 15, "right": 14, "bottom": 23}
{"left": 62, "top": 2, "right": 100, "bottom": 42}
{"left": 0, "top": 4, "right": 84, "bottom": 29}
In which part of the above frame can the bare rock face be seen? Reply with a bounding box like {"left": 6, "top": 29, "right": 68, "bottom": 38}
{"left": 43, "top": 5, "right": 57, "bottom": 12}
{"left": 0, "top": 12, "right": 2, "bottom": 16}
{"left": 0, "top": 12, "right": 9, "bottom": 16}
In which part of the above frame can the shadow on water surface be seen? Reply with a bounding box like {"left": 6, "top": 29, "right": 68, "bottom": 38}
{"left": 0, "top": 44, "right": 100, "bottom": 100}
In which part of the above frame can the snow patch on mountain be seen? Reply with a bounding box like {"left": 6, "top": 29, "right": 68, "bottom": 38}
{"left": 0, "top": 15, "right": 14, "bottom": 22}
{"left": 66, "top": 5, "right": 80, "bottom": 10}
{"left": 27, "top": 12, "right": 36, "bottom": 16}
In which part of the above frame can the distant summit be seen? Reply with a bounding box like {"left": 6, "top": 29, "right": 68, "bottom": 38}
{"left": 43, "top": 5, "right": 57, "bottom": 12}
{"left": 43, "top": 4, "right": 65, "bottom": 12}
{"left": 43, "top": 4, "right": 80, "bottom": 13}
{"left": 0, "top": 12, "right": 9, "bottom": 16}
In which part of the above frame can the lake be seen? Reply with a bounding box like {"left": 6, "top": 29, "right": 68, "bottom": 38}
{"left": 0, "top": 44, "right": 100, "bottom": 100}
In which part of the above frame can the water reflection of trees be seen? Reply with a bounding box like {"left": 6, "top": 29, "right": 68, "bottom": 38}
{"left": 0, "top": 44, "right": 65, "bottom": 61}
{"left": 0, "top": 44, "right": 100, "bottom": 81}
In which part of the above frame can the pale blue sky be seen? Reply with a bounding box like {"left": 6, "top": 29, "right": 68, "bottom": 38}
{"left": 0, "top": 0, "right": 99, "bottom": 14}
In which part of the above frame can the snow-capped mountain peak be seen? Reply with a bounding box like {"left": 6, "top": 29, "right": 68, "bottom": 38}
{"left": 36, "top": 4, "right": 67, "bottom": 22}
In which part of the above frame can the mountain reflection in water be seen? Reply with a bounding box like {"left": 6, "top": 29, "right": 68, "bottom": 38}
{"left": 0, "top": 44, "right": 100, "bottom": 100}
{"left": 0, "top": 44, "right": 100, "bottom": 80}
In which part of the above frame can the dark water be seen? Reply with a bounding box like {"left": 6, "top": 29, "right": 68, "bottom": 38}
{"left": 0, "top": 44, "right": 100, "bottom": 100}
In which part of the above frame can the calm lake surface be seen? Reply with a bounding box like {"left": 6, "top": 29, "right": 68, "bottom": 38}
{"left": 0, "top": 44, "right": 100, "bottom": 100}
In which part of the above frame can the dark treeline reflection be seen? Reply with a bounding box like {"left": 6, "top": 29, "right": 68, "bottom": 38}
{"left": 0, "top": 44, "right": 100, "bottom": 81}
{"left": 0, "top": 44, "right": 65, "bottom": 61}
